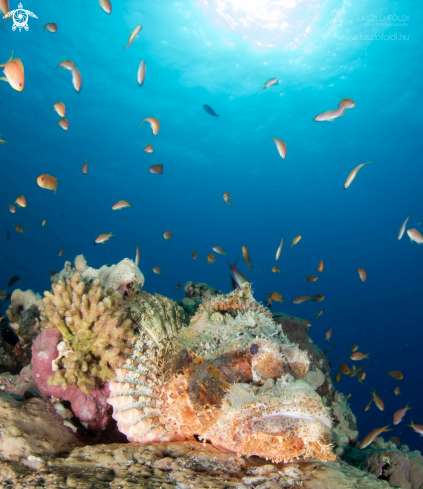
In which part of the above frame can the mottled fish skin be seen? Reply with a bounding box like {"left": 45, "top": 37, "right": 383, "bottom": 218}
{"left": 203, "top": 104, "right": 219, "bottom": 121}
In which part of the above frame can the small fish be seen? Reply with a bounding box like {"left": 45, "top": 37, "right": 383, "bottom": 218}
{"left": 223, "top": 192, "right": 232, "bottom": 207}
{"left": 149, "top": 164, "right": 163, "bottom": 174}
{"left": 228, "top": 258, "right": 249, "bottom": 289}
{"left": 393, "top": 404, "right": 412, "bottom": 425}
{"left": 42, "top": 220, "right": 46, "bottom": 227}
{"left": 163, "top": 231, "right": 172, "bottom": 240}
{"left": 350, "top": 352, "right": 369, "bottom": 361}
{"left": 203, "top": 104, "right": 219, "bottom": 121}
{"left": 6, "top": 230, "right": 11, "bottom": 241}
{"left": 349, "top": 364, "right": 366, "bottom": 378}
{"left": 70, "top": 65, "right": 82, "bottom": 92}
{"left": 0, "top": 0, "right": 10, "bottom": 26}
{"left": 99, "top": 0, "right": 112, "bottom": 14}
{"left": 325, "top": 328, "right": 332, "bottom": 341}
{"left": 394, "top": 387, "right": 401, "bottom": 395}
{"left": 257, "top": 78, "right": 278, "bottom": 93}
{"left": 312, "top": 293, "right": 324, "bottom": 302}
{"left": 268, "top": 292, "right": 284, "bottom": 304}
{"left": 15, "top": 196, "right": 26, "bottom": 208}
{"left": 364, "top": 399, "right": 372, "bottom": 411}
{"left": 323, "top": 344, "right": 335, "bottom": 355}
{"left": 407, "top": 228, "right": 423, "bottom": 245}
{"left": 408, "top": 420, "right": 423, "bottom": 436}
{"left": 346, "top": 394, "right": 352, "bottom": 400}
{"left": 271, "top": 137, "right": 286, "bottom": 159}
{"left": 318, "top": 260, "right": 324, "bottom": 272}
{"left": 56, "top": 60, "right": 75, "bottom": 71}
{"left": 359, "top": 425, "right": 392, "bottom": 449}
{"left": 192, "top": 249, "right": 197, "bottom": 260}
{"left": 335, "top": 372, "right": 341, "bottom": 383}
{"left": 135, "top": 244, "right": 140, "bottom": 266}
{"left": 58, "top": 249, "right": 63, "bottom": 257}
{"left": 15, "top": 224, "right": 24, "bottom": 234}
{"left": 207, "top": 253, "right": 215, "bottom": 264}
{"left": 153, "top": 267, "right": 161, "bottom": 275}
{"left": 8, "top": 205, "right": 15, "bottom": 213}
{"left": 398, "top": 212, "right": 413, "bottom": 240}
{"left": 0, "top": 138, "right": 7, "bottom": 146}
{"left": 338, "top": 98, "right": 356, "bottom": 110}
{"left": 291, "top": 235, "right": 302, "bottom": 249}
{"left": 271, "top": 266, "right": 281, "bottom": 273}
{"left": 339, "top": 363, "right": 350, "bottom": 375}
{"left": 292, "top": 296, "right": 311, "bottom": 304}
{"left": 304, "top": 275, "right": 318, "bottom": 282}
{"left": 358, "top": 372, "right": 366, "bottom": 384}
{"left": 8, "top": 275, "right": 21, "bottom": 287}
{"left": 344, "top": 161, "right": 372, "bottom": 189}
{"left": 144, "top": 144, "right": 153, "bottom": 154}
{"left": 212, "top": 246, "right": 226, "bottom": 255}
{"left": 351, "top": 344, "right": 359, "bottom": 353}
{"left": 124, "top": 25, "right": 142, "bottom": 50}
{"left": 314, "top": 106, "right": 345, "bottom": 122}
{"left": 44, "top": 22, "right": 58, "bottom": 33}
{"left": 112, "top": 200, "right": 131, "bottom": 210}
{"left": 388, "top": 370, "right": 403, "bottom": 380}
{"left": 57, "top": 118, "right": 69, "bottom": 131}
{"left": 357, "top": 268, "right": 367, "bottom": 282}
{"left": 301, "top": 319, "right": 311, "bottom": 327}
{"left": 95, "top": 232, "right": 114, "bottom": 244}
{"left": 316, "top": 310, "right": 323, "bottom": 319}
{"left": 241, "top": 246, "right": 254, "bottom": 273}
{"left": 141, "top": 117, "right": 160, "bottom": 135}
{"left": 137, "top": 60, "right": 146, "bottom": 86}
{"left": 390, "top": 437, "right": 401, "bottom": 445}
{"left": 53, "top": 102, "right": 66, "bottom": 117}
{"left": 82, "top": 160, "right": 88, "bottom": 174}
{"left": 0, "top": 50, "right": 24, "bottom": 92}
{"left": 275, "top": 233, "right": 283, "bottom": 260}
{"left": 371, "top": 391, "right": 385, "bottom": 411}
{"left": 176, "top": 282, "right": 181, "bottom": 290}
{"left": 37, "top": 174, "right": 58, "bottom": 193}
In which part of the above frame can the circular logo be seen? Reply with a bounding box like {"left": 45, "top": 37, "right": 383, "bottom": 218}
{"left": 13, "top": 9, "right": 28, "bottom": 29}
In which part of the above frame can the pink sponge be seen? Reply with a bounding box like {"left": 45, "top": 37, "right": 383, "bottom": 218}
{"left": 32, "top": 328, "right": 112, "bottom": 431}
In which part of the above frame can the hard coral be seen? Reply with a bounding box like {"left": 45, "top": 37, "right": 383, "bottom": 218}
{"left": 108, "top": 283, "right": 334, "bottom": 463}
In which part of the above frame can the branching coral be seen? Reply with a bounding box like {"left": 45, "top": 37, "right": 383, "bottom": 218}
{"left": 41, "top": 273, "right": 134, "bottom": 394}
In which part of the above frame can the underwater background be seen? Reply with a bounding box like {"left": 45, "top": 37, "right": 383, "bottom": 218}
{"left": 0, "top": 0, "right": 421, "bottom": 449}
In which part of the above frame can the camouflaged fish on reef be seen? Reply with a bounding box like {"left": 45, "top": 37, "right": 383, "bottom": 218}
{"left": 107, "top": 283, "right": 335, "bottom": 463}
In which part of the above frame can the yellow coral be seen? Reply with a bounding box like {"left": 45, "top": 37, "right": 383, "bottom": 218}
{"left": 42, "top": 273, "right": 135, "bottom": 394}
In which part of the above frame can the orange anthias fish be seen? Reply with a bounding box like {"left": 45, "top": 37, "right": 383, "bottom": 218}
{"left": 138, "top": 60, "right": 146, "bottom": 86}
{"left": 268, "top": 292, "right": 284, "bottom": 304}
{"left": 163, "top": 231, "right": 172, "bottom": 240}
{"left": 0, "top": 137, "right": 7, "bottom": 146}
{"left": 223, "top": 192, "right": 232, "bottom": 207}
{"left": 316, "top": 310, "right": 323, "bottom": 319}
{"left": 176, "top": 282, "right": 181, "bottom": 290}
{"left": 207, "top": 253, "right": 215, "bottom": 264}
{"left": 318, "top": 260, "right": 324, "bottom": 272}
{"left": 275, "top": 232, "right": 283, "bottom": 260}
{"left": 344, "top": 161, "right": 372, "bottom": 189}
{"left": 357, "top": 268, "right": 367, "bottom": 282}
{"left": 312, "top": 294, "right": 324, "bottom": 302}
{"left": 140, "top": 117, "right": 160, "bottom": 135}
{"left": 44, "top": 23, "right": 58, "bottom": 33}
{"left": 82, "top": 160, "right": 88, "bottom": 174}
{"left": 346, "top": 394, "right": 352, "bottom": 400}
{"left": 351, "top": 352, "right": 369, "bottom": 361}
{"left": 57, "top": 60, "right": 74, "bottom": 71}
{"left": 388, "top": 370, "right": 404, "bottom": 380}
{"left": 15, "top": 195, "right": 26, "bottom": 208}
{"left": 301, "top": 319, "right": 311, "bottom": 327}
{"left": 398, "top": 212, "right": 413, "bottom": 240}
{"left": 95, "top": 232, "right": 114, "bottom": 244}
{"left": 291, "top": 235, "right": 302, "bottom": 249}
{"left": 42, "top": 220, "right": 46, "bottom": 227}
{"left": 359, "top": 425, "right": 392, "bottom": 449}
{"left": 0, "top": 51, "right": 24, "bottom": 92}
{"left": 271, "top": 137, "right": 286, "bottom": 159}
{"left": 242, "top": 246, "right": 254, "bottom": 273}
{"left": 393, "top": 404, "right": 412, "bottom": 425}
{"left": 112, "top": 200, "right": 131, "bottom": 210}
{"left": 325, "top": 328, "right": 332, "bottom": 341}
{"left": 358, "top": 372, "right": 366, "bottom": 384}
{"left": 371, "top": 391, "right": 385, "bottom": 411}
{"left": 58, "top": 249, "right": 63, "bottom": 257}
{"left": 124, "top": 25, "right": 142, "bottom": 50}
{"left": 58, "top": 118, "right": 69, "bottom": 131}
{"left": 271, "top": 266, "right": 281, "bottom": 273}
{"left": 340, "top": 363, "right": 350, "bottom": 375}
{"left": 8, "top": 205, "right": 15, "bottom": 213}
{"left": 364, "top": 399, "right": 372, "bottom": 411}
{"left": 135, "top": 243, "right": 140, "bottom": 266}
{"left": 408, "top": 420, "right": 423, "bottom": 436}
{"left": 292, "top": 296, "right": 311, "bottom": 304}
{"left": 149, "top": 164, "right": 163, "bottom": 174}
{"left": 257, "top": 78, "right": 278, "bottom": 93}
{"left": 304, "top": 275, "right": 318, "bottom": 282}
{"left": 71, "top": 65, "right": 82, "bottom": 92}
{"left": 0, "top": 0, "right": 10, "bottom": 25}
{"left": 351, "top": 344, "right": 359, "bottom": 353}
{"left": 53, "top": 102, "right": 66, "bottom": 117}
{"left": 394, "top": 387, "right": 401, "bottom": 395}
{"left": 314, "top": 106, "right": 345, "bottom": 122}
{"left": 407, "top": 228, "right": 423, "bottom": 245}
{"left": 15, "top": 224, "right": 24, "bottom": 234}
{"left": 37, "top": 174, "right": 58, "bottom": 193}
{"left": 153, "top": 267, "right": 161, "bottom": 275}
{"left": 144, "top": 144, "right": 154, "bottom": 154}
{"left": 338, "top": 98, "right": 355, "bottom": 110}
{"left": 212, "top": 246, "right": 226, "bottom": 255}
{"left": 192, "top": 249, "right": 197, "bottom": 260}
{"left": 334, "top": 372, "right": 341, "bottom": 383}
{"left": 99, "top": 0, "right": 112, "bottom": 14}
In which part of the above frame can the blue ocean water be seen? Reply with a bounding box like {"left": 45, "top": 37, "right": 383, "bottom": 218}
{"left": 0, "top": 0, "right": 421, "bottom": 449}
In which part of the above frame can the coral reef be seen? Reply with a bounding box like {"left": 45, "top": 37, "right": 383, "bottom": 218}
{"left": 178, "top": 281, "right": 222, "bottom": 318}
{"left": 0, "top": 365, "right": 37, "bottom": 396}
{"left": 0, "top": 290, "right": 10, "bottom": 301}
{"left": 331, "top": 392, "right": 359, "bottom": 455}
{"left": 108, "top": 283, "right": 334, "bottom": 463}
